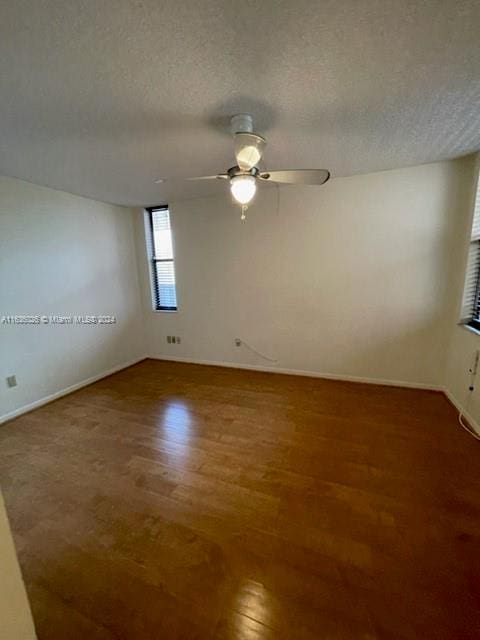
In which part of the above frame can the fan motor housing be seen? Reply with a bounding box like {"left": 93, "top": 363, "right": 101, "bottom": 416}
{"left": 227, "top": 165, "right": 260, "bottom": 179}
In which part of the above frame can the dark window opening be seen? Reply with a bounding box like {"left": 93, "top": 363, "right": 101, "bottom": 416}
{"left": 148, "top": 207, "right": 177, "bottom": 311}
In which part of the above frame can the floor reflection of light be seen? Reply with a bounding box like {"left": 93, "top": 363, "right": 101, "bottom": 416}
{"left": 155, "top": 401, "right": 193, "bottom": 464}
{"left": 163, "top": 401, "right": 192, "bottom": 435}
{"left": 233, "top": 579, "right": 272, "bottom": 635}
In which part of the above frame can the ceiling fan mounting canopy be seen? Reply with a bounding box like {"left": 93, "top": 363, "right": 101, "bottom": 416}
{"left": 230, "top": 113, "right": 255, "bottom": 135}
{"left": 157, "top": 113, "right": 330, "bottom": 210}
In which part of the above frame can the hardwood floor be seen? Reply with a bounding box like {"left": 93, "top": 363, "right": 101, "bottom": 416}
{"left": 1, "top": 359, "right": 480, "bottom": 639}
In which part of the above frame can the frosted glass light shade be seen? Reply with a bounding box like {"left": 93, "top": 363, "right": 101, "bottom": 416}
{"left": 230, "top": 175, "right": 257, "bottom": 205}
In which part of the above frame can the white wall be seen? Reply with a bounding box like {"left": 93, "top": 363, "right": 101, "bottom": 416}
{"left": 0, "top": 491, "right": 37, "bottom": 639}
{"left": 0, "top": 176, "right": 145, "bottom": 421}
{"left": 135, "top": 159, "right": 471, "bottom": 388}
{"left": 2, "top": 159, "right": 477, "bottom": 424}
{"left": 443, "top": 155, "right": 480, "bottom": 430}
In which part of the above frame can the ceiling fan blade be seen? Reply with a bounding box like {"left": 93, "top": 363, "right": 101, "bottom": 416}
{"left": 185, "top": 174, "right": 228, "bottom": 181}
{"left": 259, "top": 169, "right": 330, "bottom": 185}
{"left": 154, "top": 174, "right": 228, "bottom": 183}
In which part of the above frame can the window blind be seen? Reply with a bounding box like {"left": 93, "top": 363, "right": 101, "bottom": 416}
{"left": 149, "top": 207, "right": 177, "bottom": 310}
{"left": 461, "top": 174, "right": 480, "bottom": 326}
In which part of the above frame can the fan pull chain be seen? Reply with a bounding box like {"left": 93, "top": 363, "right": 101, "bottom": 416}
{"left": 241, "top": 205, "right": 247, "bottom": 221}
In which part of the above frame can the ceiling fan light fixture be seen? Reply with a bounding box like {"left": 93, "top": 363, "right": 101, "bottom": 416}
{"left": 234, "top": 133, "right": 266, "bottom": 170}
{"left": 230, "top": 175, "right": 257, "bottom": 205}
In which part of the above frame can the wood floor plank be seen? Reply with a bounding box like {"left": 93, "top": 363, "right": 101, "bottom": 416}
{"left": 1, "top": 358, "right": 480, "bottom": 639}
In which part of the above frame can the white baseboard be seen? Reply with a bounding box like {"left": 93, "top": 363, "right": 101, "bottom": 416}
{"left": 443, "top": 389, "right": 480, "bottom": 436}
{"left": 147, "top": 354, "right": 443, "bottom": 391}
{"left": 0, "top": 356, "right": 147, "bottom": 425}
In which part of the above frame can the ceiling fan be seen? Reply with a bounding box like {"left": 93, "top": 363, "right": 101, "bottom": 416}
{"left": 156, "top": 114, "right": 330, "bottom": 218}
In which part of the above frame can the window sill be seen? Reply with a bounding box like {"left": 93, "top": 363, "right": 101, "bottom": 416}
{"left": 459, "top": 322, "right": 480, "bottom": 337}
{"left": 152, "top": 309, "right": 178, "bottom": 314}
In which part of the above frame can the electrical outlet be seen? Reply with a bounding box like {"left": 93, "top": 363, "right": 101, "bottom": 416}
{"left": 176, "top": 336, "right": 181, "bottom": 344}
{"left": 167, "top": 336, "right": 172, "bottom": 344}
{"left": 234, "top": 338, "right": 241, "bottom": 347}
{"left": 6, "top": 375, "right": 17, "bottom": 388}
{"left": 172, "top": 336, "right": 176, "bottom": 344}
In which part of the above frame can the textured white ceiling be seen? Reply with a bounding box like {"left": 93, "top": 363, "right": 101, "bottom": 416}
{"left": 0, "top": 0, "right": 479, "bottom": 206}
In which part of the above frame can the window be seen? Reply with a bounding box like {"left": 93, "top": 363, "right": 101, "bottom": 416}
{"left": 147, "top": 206, "right": 177, "bottom": 311}
{"left": 461, "top": 172, "right": 480, "bottom": 330}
